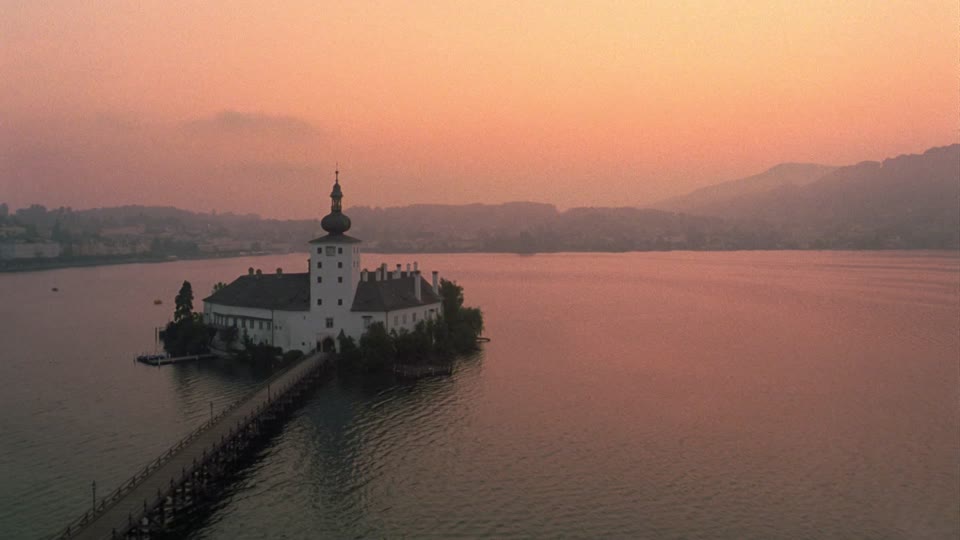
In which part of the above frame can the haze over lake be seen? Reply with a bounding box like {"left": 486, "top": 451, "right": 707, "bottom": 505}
{"left": 1, "top": 251, "right": 957, "bottom": 539}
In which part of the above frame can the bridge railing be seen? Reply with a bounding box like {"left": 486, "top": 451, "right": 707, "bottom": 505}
{"left": 53, "top": 352, "right": 322, "bottom": 539}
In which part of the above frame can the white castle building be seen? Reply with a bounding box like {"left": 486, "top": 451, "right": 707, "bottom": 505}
{"left": 202, "top": 171, "right": 443, "bottom": 353}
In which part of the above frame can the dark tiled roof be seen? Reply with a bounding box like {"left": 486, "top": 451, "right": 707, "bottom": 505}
{"left": 351, "top": 273, "right": 442, "bottom": 312}
{"left": 203, "top": 273, "right": 310, "bottom": 311}
{"left": 308, "top": 233, "right": 362, "bottom": 244}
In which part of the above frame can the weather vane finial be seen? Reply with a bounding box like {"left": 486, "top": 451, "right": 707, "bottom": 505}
{"left": 335, "top": 162, "right": 339, "bottom": 184}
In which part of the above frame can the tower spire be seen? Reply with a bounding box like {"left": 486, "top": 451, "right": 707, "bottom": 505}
{"left": 321, "top": 167, "right": 351, "bottom": 235}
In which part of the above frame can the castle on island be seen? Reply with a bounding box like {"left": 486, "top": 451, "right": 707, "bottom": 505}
{"left": 202, "top": 171, "right": 443, "bottom": 354}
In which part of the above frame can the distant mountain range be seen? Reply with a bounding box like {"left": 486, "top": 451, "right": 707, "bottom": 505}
{"left": 654, "top": 162, "right": 839, "bottom": 215}
{"left": 348, "top": 144, "right": 958, "bottom": 250}
{"left": 2, "top": 145, "right": 957, "bottom": 262}
{"left": 652, "top": 144, "right": 959, "bottom": 248}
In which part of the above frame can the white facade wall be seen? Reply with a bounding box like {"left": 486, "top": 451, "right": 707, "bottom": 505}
{"left": 276, "top": 310, "right": 317, "bottom": 353}
{"left": 203, "top": 302, "right": 313, "bottom": 351}
{"left": 355, "top": 302, "right": 442, "bottom": 336}
{"left": 309, "top": 241, "right": 361, "bottom": 347}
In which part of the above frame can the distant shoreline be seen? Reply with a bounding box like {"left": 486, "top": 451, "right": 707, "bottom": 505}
{"left": 3, "top": 247, "right": 957, "bottom": 274}
{"left": 0, "top": 251, "right": 290, "bottom": 274}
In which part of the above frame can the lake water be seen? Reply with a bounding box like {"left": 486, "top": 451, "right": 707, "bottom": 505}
{"left": 0, "top": 251, "right": 957, "bottom": 539}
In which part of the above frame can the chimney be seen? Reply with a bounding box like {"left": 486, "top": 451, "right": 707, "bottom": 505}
{"left": 413, "top": 261, "right": 419, "bottom": 272}
{"left": 414, "top": 270, "right": 422, "bottom": 301}
{"left": 248, "top": 267, "right": 255, "bottom": 276}
{"left": 361, "top": 269, "right": 368, "bottom": 282}
{"left": 380, "top": 263, "right": 387, "bottom": 281}
{"left": 406, "top": 263, "right": 411, "bottom": 273}
{"left": 276, "top": 267, "right": 282, "bottom": 275}
{"left": 394, "top": 264, "right": 401, "bottom": 280}
{"left": 432, "top": 271, "right": 439, "bottom": 294}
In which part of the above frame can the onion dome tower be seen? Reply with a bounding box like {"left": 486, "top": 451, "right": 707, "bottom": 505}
{"left": 320, "top": 169, "right": 352, "bottom": 235}
{"left": 309, "top": 167, "right": 362, "bottom": 353}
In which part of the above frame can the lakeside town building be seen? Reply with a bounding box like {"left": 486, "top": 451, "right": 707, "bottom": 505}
{"left": 0, "top": 241, "right": 61, "bottom": 260}
{"left": 202, "top": 172, "right": 443, "bottom": 353}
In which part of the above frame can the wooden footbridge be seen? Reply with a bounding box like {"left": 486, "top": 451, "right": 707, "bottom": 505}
{"left": 54, "top": 352, "right": 331, "bottom": 540}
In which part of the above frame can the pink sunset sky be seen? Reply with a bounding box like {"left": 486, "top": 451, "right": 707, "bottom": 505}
{"left": 1, "top": 1, "right": 957, "bottom": 219}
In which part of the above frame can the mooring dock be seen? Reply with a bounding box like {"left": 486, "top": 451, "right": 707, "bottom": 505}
{"left": 135, "top": 353, "right": 216, "bottom": 366}
{"left": 56, "top": 352, "right": 329, "bottom": 539}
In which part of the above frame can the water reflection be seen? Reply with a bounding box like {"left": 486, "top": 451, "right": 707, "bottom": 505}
{"left": 188, "top": 355, "right": 485, "bottom": 539}
{"left": 1, "top": 252, "right": 957, "bottom": 539}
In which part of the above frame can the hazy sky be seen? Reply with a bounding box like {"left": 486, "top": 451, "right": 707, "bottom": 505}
{"left": 1, "top": 1, "right": 957, "bottom": 218}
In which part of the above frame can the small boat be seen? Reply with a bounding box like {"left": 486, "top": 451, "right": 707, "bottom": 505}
{"left": 153, "top": 299, "right": 163, "bottom": 305}
{"left": 51, "top": 287, "right": 59, "bottom": 292}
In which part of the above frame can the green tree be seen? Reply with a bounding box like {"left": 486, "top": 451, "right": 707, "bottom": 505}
{"left": 452, "top": 307, "right": 484, "bottom": 351}
{"left": 437, "top": 278, "right": 484, "bottom": 354}
{"left": 439, "top": 279, "right": 464, "bottom": 322}
{"left": 359, "top": 322, "right": 394, "bottom": 372}
{"left": 174, "top": 281, "right": 194, "bottom": 322}
{"left": 395, "top": 322, "right": 434, "bottom": 364}
{"left": 459, "top": 307, "right": 484, "bottom": 336}
{"left": 162, "top": 313, "right": 212, "bottom": 356}
{"left": 429, "top": 316, "right": 453, "bottom": 357}
{"left": 337, "top": 330, "right": 362, "bottom": 365}
{"left": 162, "top": 280, "right": 212, "bottom": 356}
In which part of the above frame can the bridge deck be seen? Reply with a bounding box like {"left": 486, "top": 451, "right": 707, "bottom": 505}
{"left": 69, "top": 352, "right": 326, "bottom": 540}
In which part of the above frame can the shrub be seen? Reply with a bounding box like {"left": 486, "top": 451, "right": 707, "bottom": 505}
{"left": 359, "top": 322, "right": 394, "bottom": 372}
{"left": 337, "top": 332, "right": 362, "bottom": 365}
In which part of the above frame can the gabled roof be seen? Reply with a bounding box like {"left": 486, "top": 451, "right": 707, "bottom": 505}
{"left": 308, "top": 233, "right": 362, "bottom": 244}
{"left": 203, "top": 273, "right": 310, "bottom": 311}
{"left": 351, "top": 273, "right": 442, "bottom": 312}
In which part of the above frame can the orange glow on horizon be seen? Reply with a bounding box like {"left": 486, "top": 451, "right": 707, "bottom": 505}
{"left": 1, "top": 1, "right": 957, "bottom": 218}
